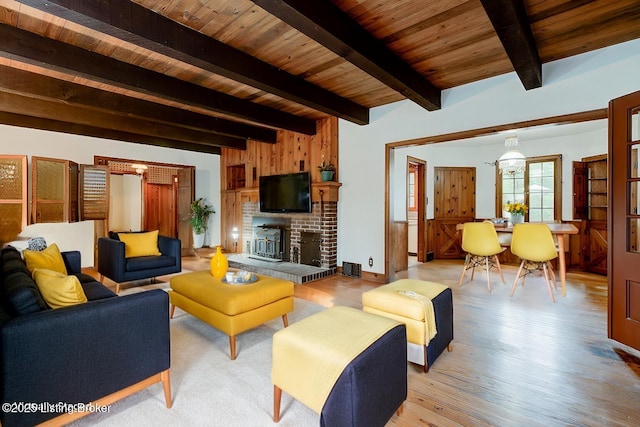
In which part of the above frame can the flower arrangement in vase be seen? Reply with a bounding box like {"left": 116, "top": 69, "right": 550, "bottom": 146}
{"left": 504, "top": 201, "right": 528, "bottom": 224}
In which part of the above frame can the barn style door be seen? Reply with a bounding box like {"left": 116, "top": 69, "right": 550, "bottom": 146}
{"left": 432, "top": 167, "right": 475, "bottom": 259}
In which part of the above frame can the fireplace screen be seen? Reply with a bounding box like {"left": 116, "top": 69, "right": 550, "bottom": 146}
{"left": 300, "top": 231, "right": 321, "bottom": 267}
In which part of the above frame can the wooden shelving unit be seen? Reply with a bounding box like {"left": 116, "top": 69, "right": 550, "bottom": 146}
{"left": 227, "top": 164, "right": 246, "bottom": 190}
{"left": 573, "top": 154, "right": 608, "bottom": 274}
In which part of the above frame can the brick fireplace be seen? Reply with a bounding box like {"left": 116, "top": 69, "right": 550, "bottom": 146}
{"left": 241, "top": 201, "right": 338, "bottom": 270}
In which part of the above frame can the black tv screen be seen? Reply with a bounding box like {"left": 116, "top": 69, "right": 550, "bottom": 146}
{"left": 259, "top": 172, "right": 311, "bottom": 213}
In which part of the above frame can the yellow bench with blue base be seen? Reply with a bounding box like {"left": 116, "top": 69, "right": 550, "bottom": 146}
{"left": 272, "top": 306, "right": 407, "bottom": 425}
{"left": 362, "top": 279, "right": 454, "bottom": 372}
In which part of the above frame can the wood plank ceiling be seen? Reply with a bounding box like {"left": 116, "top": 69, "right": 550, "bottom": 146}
{"left": 0, "top": 0, "right": 639, "bottom": 154}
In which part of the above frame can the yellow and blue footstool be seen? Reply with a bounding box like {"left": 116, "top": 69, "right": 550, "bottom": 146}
{"left": 362, "top": 279, "right": 453, "bottom": 372}
{"left": 272, "top": 306, "right": 407, "bottom": 425}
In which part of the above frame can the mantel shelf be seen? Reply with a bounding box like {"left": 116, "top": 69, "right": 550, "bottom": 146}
{"left": 222, "top": 182, "right": 342, "bottom": 203}
{"left": 312, "top": 181, "right": 342, "bottom": 202}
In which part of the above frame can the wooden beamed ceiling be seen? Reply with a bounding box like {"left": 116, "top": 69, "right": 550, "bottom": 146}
{"left": 0, "top": 0, "right": 638, "bottom": 153}
{"left": 479, "top": 0, "right": 541, "bottom": 90}
{"left": 251, "top": 0, "right": 441, "bottom": 111}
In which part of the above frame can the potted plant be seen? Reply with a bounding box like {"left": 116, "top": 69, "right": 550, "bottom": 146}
{"left": 189, "top": 198, "right": 215, "bottom": 248}
{"left": 318, "top": 160, "right": 336, "bottom": 182}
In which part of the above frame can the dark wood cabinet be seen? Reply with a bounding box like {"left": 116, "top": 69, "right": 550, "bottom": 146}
{"left": 573, "top": 154, "right": 607, "bottom": 274}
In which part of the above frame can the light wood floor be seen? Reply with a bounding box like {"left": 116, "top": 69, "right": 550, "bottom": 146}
{"left": 294, "top": 260, "right": 640, "bottom": 427}
{"left": 110, "top": 257, "right": 640, "bottom": 426}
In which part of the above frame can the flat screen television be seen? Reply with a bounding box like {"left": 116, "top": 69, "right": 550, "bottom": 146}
{"left": 259, "top": 172, "right": 311, "bottom": 213}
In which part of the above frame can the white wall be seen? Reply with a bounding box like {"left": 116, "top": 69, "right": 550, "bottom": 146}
{"left": 0, "top": 127, "right": 221, "bottom": 265}
{"left": 109, "top": 174, "right": 143, "bottom": 232}
{"left": 339, "top": 38, "right": 640, "bottom": 274}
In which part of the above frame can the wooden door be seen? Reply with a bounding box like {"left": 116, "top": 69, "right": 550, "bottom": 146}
{"left": 144, "top": 182, "right": 176, "bottom": 238}
{"left": 608, "top": 89, "right": 640, "bottom": 351}
{"left": 0, "top": 155, "right": 27, "bottom": 244}
{"left": 31, "top": 157, "right": 77, "bottom": 223}
{"left": 220, "top": 191, "right": 238, "bottom": 252}
{"left": 177, "top": 168, "right": 194, "bottom": 255}
{"left": 414, "top": 160, "right": 427, "bottom": 262}
{"left": 572, "top": 161, "right": 588, "bottom": 219}
{"left": 585, "top": 220, "right": 608, "bottom": 274}
{"left": 432, "top": 167, "right": 475, "bottom": 259}
{"left": 573, "top": 157, "right": 609, "bottom": 274}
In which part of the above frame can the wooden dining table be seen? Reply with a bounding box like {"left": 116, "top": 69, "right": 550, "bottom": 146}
{"left": 457, "top": 222, "right": 579, "bottom": 297}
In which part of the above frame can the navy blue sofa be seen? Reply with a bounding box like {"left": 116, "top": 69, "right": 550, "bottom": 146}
{"left": 98, "top": 234, "right": 181, "bottom": 293}
{"left": 0, "top": 246, "right": 171, "bottom": 426}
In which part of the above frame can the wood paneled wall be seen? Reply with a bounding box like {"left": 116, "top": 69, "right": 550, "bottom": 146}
{"left": 219, "top": 117, "right": 338, "bottom": 251}
{"left": 221, "top": 117, "right": 338, "bottom": 189}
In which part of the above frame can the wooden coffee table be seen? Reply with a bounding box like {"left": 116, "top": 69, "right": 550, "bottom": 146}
{"left": 169, "top": 270, "right": 294, "bottom": 359}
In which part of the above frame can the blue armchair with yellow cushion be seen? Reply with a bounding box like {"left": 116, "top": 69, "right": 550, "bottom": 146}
{"left": 98, "top": 230, "right": 181, "bottom": 293}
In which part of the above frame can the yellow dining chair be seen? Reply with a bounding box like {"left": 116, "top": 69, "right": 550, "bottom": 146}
{"left": 510, "top": 223, "right": 558, "bottom": 302}
{"left": 458, "top": 221, "right": 506, "bottom": 293}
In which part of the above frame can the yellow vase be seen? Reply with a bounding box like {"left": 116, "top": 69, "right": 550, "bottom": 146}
{"left": 210, "top": 246, "right": 228, "bottom": 279}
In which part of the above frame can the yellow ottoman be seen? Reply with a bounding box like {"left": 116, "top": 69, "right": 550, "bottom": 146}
{"left": 362, "top": 279, "right": 453, "bottom": 372}
{"left": 169, "top": 270, "right": 294, "bottom": 359}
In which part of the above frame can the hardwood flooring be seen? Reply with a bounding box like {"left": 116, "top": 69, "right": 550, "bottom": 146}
{"left": 109, "top": 256, "right": 640, "bottom": 426}
{"left": 295, "top": 260, "right": 640, "bottom": 427}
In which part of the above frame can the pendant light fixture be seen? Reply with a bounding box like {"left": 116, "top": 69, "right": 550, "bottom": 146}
{"left": 498, "top": 135, "right": 525, "bottom": 175}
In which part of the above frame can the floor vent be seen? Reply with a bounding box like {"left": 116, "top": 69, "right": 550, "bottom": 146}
{"left": 342, "top": 261, "right": 362, "bottom": 278}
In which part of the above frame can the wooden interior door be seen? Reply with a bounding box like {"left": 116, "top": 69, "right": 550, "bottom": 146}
{"left": 608, "top": 89, "right": 640, "bottom": 352}
{"left": 177, "top": 168, "right": 194, "bottom": 255}
{"left": 144, "top": 182, "right": 176, "bottom": 238}
{"left": 432, "top": 167, "right": 475, "bottom": 259}
{"left": 418, "top": 163, "right": 426, "bottom": 261}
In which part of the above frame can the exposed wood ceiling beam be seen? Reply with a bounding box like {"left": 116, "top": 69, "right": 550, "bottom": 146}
{"left": 480, "top": 0, "right": 542, "bottom": 90}
{"left": 0, "top": 24, "right": 315, "bottom": 136}
{"left": 0, "top": 64, "right": 276, "bottom": 144}
{"left": 0, "top": 91, "right": 247, "bottom": 150}
{"left": 16, "top": 0, "right": 370, "bottom": 125}
{"left": 251, "top": 0, "right": 441, "bottom": 111}
{"left": 0, "top": 111, "right": 222, "bottom": 155}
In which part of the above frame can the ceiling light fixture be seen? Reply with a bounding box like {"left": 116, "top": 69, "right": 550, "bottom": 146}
{"left": 131, "top": 163, "right": 148, "bottom": 175}
{"left": 498, "top": 135, "right": 525, "bottom": 175}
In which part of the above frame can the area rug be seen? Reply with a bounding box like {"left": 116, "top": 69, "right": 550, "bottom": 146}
{"left": 70, "top": 296, "right": 324, "bottom": 426}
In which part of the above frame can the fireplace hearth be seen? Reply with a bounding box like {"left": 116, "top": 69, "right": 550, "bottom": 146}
{"left": 245, "top": 205, "right": 337, "bottom": 271}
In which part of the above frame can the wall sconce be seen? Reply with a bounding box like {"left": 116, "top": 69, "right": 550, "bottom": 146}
{"left": 231, "top": 227, "right": 239, "bottom": 252}
{"left": 131, "top": 163, "right": 148, "bottom": 175}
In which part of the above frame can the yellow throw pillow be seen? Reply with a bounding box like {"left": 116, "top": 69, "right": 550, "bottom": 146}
{"left": 23, "top": 243, "right": 68, "bottom": 275}
{"left": 32, "top": 268, "right": 87, "bottom": 309}
{"left": 118, "top": 230, "right": 161, "bottom": 258}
